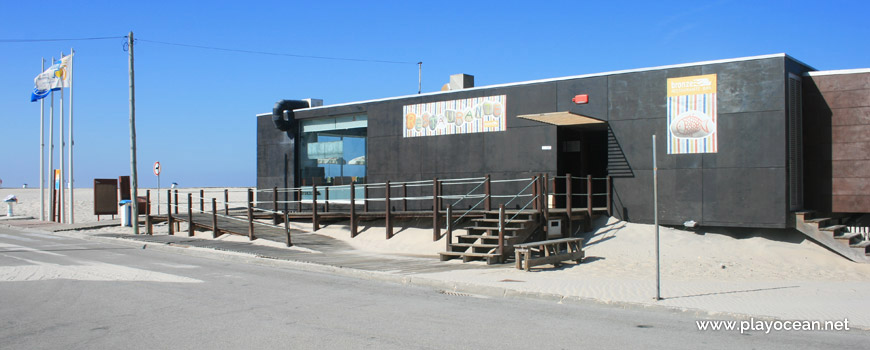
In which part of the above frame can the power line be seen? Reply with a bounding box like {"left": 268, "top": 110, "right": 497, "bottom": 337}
{"left": 1, "top": 35, "right": 420, "bottom": 66}
{"left": 136, "top": 38, "right": 417, "bottom": 65}
{"left": 0, "top": 36, "right": 125, "bottom": 42}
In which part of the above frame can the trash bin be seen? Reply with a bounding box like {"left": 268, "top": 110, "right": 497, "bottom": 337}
{"left": 4, "top": 195, "right": 17, "bottom": 217}
{"left": 119, "top": 199, "right": 132, "bottom": 227}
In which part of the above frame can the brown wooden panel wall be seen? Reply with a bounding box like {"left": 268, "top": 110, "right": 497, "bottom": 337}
{"left": 805, "top": 72, "right": 870, "bottom": 213}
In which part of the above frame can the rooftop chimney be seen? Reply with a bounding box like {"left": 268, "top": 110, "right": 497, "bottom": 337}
{"left": 448, "top": 74, "right": 474, "bottom": 90}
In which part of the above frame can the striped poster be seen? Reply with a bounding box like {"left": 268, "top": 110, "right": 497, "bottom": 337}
{"left": 403, "top": 95, "right": 506, "bottom": 138}
{"left": 667, "top": 74, "right": 717, "bottom": 154}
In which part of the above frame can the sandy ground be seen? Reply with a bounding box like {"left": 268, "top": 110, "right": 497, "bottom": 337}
{"left": 5, "top": 187, "right": 870, "bottom": 327}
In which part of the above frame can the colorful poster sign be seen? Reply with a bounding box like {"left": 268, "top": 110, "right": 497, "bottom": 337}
{"left": 667, "top": 74, "right": 717, "bottom": 154}
{"left": 403, "top": 95, "right": 506, "bottom": 138}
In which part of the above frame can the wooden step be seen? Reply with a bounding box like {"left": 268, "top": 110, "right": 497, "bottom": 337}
{"left": 456, "top": 234, "right": 518, "bottom": 240}
{"left": 804, "top": 217, "right": 831, "bottom": 225}
{"left": 820, "top": 224, "right": 846, "bottom": 232}
{"left": 467, "top": 226, "right": 526, "bottom": 232}
{"left": 850, "top": 241, "right": 870, "bottom": 254}
{"left": 471, "top": 218, "right": 533, "bottom": 225}
{"left": 450, "top": 243, "right": 499, "bottom": 249}
{"left": 834, "top": 232, "right": 861, "bottom": 244}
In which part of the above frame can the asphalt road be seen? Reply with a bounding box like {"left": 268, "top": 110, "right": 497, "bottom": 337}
{"left": 0, "top": 225, "right": 867, "bottom": 349}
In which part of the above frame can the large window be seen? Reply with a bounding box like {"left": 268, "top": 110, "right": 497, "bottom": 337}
{"left": 298, "top": 115, "right": 367, "bottom": 190}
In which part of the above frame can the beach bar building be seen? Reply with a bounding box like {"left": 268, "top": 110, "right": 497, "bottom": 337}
{"left": 256, "top": 54, "right": 870, "bottom": 262}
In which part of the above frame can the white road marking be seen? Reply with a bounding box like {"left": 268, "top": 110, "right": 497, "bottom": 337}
{"left": 0, "top": 242, "right": 202, "bottom": 283}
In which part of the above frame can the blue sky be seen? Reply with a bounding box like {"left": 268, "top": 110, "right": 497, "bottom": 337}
{"left": 1, "top": 0, "right": 868, "bottom": 188}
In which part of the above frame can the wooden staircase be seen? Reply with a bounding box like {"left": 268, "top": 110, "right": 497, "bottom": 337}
{"left": 439, "top": 210, "right": 542, "bottom": 264}
{"left": 794, "top": 211, "right": 870, "bottom": 263}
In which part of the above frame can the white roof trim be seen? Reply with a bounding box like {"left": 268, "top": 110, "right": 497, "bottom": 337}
{"left": 804, "top": 68, "right": 870, "bottom": 76}
{"left": 262, "top": 53, "right": 811, "bottom": 115}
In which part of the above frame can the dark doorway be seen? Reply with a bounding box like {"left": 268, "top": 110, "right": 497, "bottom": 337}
{"left": 555, "top": 125, "right": 608, "bottom": 209}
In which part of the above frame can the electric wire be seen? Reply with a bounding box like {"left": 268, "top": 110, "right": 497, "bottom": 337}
{"left": 136, "top": 38, "right": 417, "bottom": 65}
{"left": 0, "top": 36, "right": 125, "bottom": 42}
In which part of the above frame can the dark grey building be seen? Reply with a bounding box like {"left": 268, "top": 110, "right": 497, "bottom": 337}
{"left": 257, "top": 54, "right": 859, "bottom": 230}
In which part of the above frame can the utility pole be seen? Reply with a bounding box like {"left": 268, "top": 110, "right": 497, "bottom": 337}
{"left": 128, "top": 31, "right": 139, "bottom": 235}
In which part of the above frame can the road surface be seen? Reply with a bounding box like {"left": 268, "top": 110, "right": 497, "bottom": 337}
{"left": 0, "top": 225, "right": 866, "bottom": 349}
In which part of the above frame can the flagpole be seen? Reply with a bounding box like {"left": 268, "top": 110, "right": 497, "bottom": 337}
{"left": 39, "top": 58, "right": 45, "bottom": 221}
{"left": 69, "top": 49, "right": 75, "bottom": 224}
{"left": 59, "top": 52, "right": 65, "bottom": 223}
{"left": 48, "top": 56, "right": 55, "bottom": 222}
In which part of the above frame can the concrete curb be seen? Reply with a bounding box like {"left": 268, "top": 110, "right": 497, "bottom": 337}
{"left": 9, "top": 224, "right": 870, "bottom": 330}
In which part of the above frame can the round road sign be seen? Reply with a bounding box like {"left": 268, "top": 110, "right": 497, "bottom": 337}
{"left": 153, "top": 162, "right": 161, "bottom": 176}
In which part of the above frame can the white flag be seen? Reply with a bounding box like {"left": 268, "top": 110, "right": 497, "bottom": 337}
{"left": 51, "top": 54, "right": 72, "bottom": 90}
{"left": 30, "top": 61, "right": 60, "bottom": 101}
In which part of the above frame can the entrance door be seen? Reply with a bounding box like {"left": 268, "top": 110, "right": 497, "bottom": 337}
{"left": 556, "top": 125, "right": 608, "bottom": 209}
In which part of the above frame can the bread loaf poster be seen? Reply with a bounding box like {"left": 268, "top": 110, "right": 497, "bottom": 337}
{"left": 667, "top": 74, "right": 717, "bottom": 154}
{"left": 403, "top": 95, "right": 506, "bottom": 138}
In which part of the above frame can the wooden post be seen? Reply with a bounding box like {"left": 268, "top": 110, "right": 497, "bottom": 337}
{"left": 385, "top": 181, "right": 392, "bottom": 239}
{"left": 224, "top": 189, "right": 229, "bottom": 216}
{"left": 212, "top": 198, "right": 218, "bottom": 238}
{"left": 187, "top": 193, "right": 194, "bottom": 237}
{"left": 311, "top": 184, "right": 319, "bottom": 230}
{"left": 199, "top": 189, "right": 204, "bottom": 212}
{"left": 363, "top": 185, "right": 369, "bottom": 212}
{"left": 145, "top": 190, "right": 152, "bottom": 235}
{"left": 438, "top": 180, "right": 443, "bottom": 212}
{"left": 284, "top": 211, "right": 292, "bottom": 247}
{"left": 174, "top": 189, "right": 178, "bottom": 214}
{"left": 566, "top": 173, "right": 573, "bottom": 214}
{"left": 433, "top": 177, "right": 440, "bottom": 241}
{"left": 247, "top": 188, "right": 255, "bottom": 240}
{"left": 566, "top": 173, "right": 573, "bottom": 239}
{"left": 446, "top": 204, "right": 453, "bottom": 251}
{"left": 498, "top": 204, "right": 505, "bottom": 257}
{"left": 606, "top": 175, "right": 612, "bottom": 217}
{"left": 402, "top": 183, "right": 407, "bottom": 212}
{"left": 543, "top": 173, "right": 549, "bottom": 226}
{"left": 296, "top": 188, "right": 302, "bottom": 213}
{"left": 325, "top": 186, "right": 330, "bottom": 213}
{"left": 273, "top": 186, "right": 279, "bottom": 224}
{"left": 533, "top": 175, "right": 539, "bottom": 211}
{"left": 587, "top": 174, "right": 593, "bottom": 219}
{"left": 350, "top": 182, "right": 357, "bottom": 238}
{"left": 167, "top": 189, "right": 173, "bottom": 235}
{"left": 484, "top": 174, "right": 491, "bottom": 211}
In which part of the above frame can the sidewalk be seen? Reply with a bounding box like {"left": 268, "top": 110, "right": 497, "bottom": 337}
{"left": 4, "top": 217, "right": 870, "bottom": 329}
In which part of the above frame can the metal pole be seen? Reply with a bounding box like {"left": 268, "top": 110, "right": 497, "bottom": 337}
{"left": 653, "top": 134, "right": 661, "bottom": 301}
{"left": 39, "top": 58, "right": 45, "bottom": 221}
{"left": 417, "top": 62, "right": 422, "bottom": 94}
{"left": 157, "top": 173, "right": 160, "bottom": 215}
{"left": 59, "top": 52, "right": 65, "bottom": 223}
{"left": 128, "top": 32, "right": 139, "bottom": 235}
{"left": 48, "top": 61, "right": 54, "bottom": 222}
{"left": 69, "top": 48, "right": 75, "bottom": 224}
